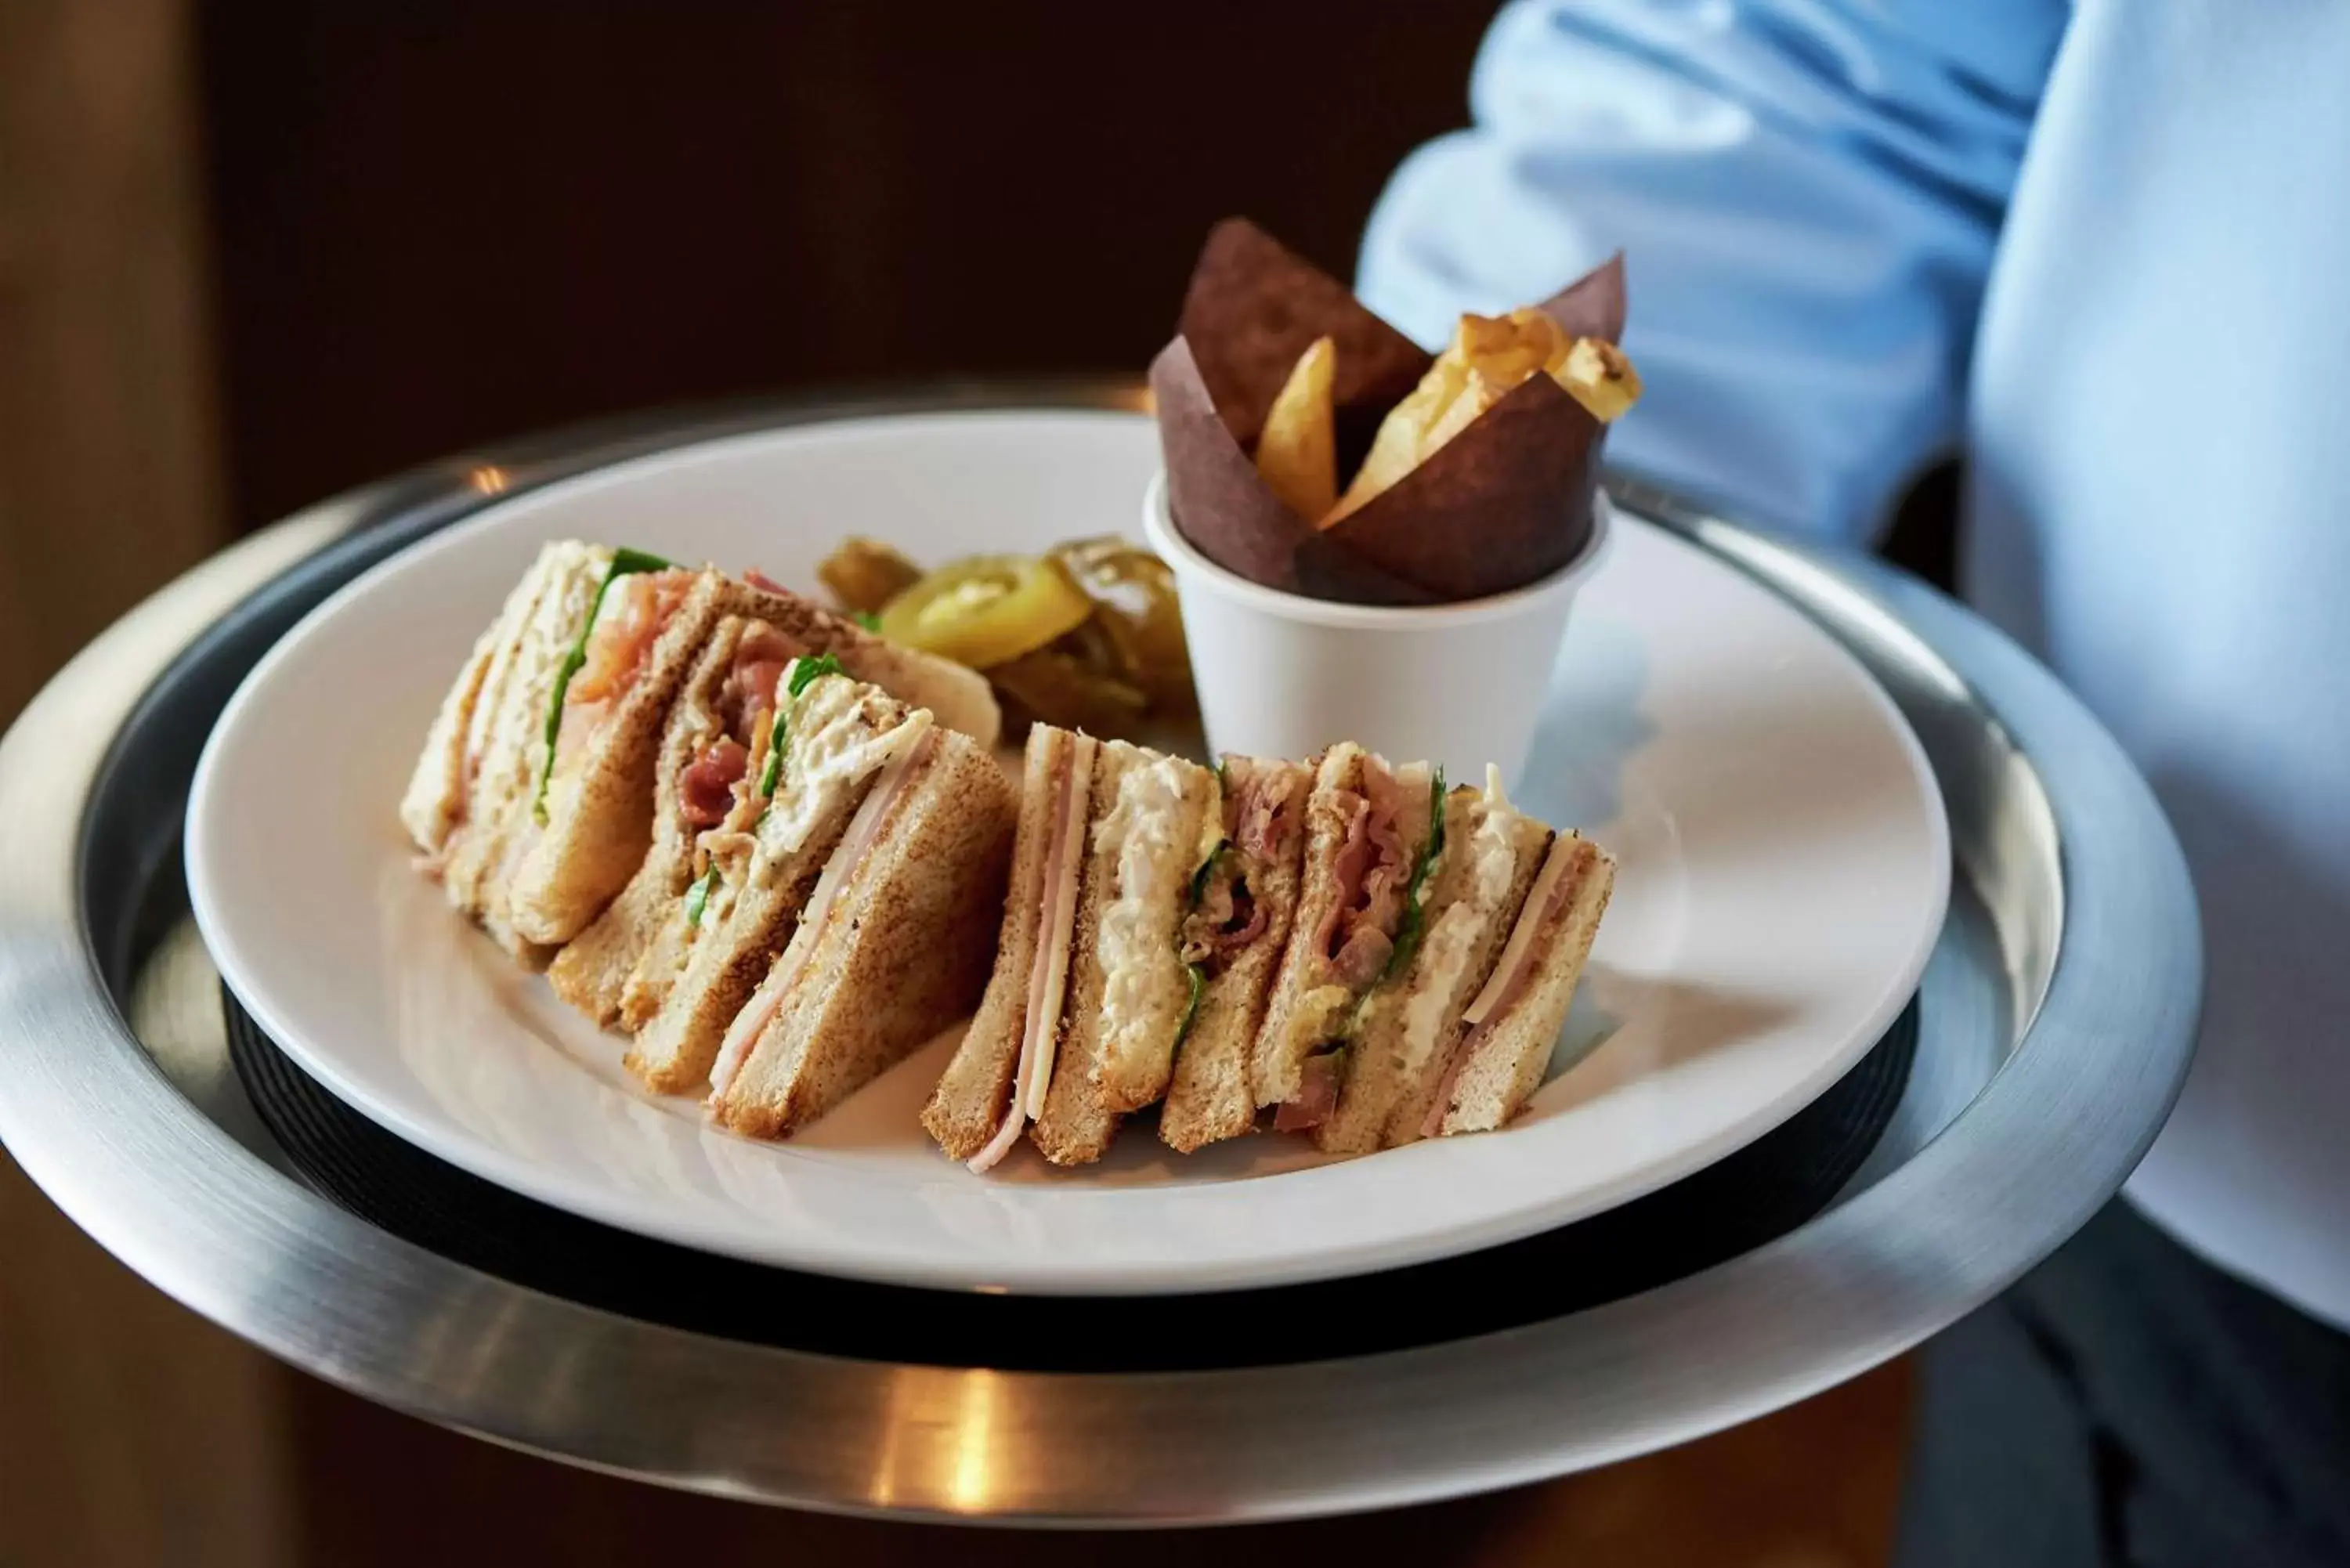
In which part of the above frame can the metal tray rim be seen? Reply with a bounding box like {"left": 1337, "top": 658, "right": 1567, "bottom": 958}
{"left": 0, "top": 383, "right": 2200, "bottom": 1526}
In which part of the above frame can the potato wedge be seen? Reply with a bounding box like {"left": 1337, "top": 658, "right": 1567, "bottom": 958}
{"left": 1253, "top": 334, "right": 1338, "bottom": 520}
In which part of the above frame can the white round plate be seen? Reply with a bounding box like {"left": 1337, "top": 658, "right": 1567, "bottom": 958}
{"left": 187, "top": 410, "right": 1950, "bottom": 1295}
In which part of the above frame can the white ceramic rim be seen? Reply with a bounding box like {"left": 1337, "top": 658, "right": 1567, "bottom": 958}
{"left": 177, "top": 410, "right": 1949, "bottom": 1295}
{"left": 1141, "top": 470, "right": 1615, "bottom": 630}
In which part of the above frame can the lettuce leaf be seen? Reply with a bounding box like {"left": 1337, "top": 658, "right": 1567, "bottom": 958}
{"left": 533, "top": 547, "right": 672, "bottom": 822}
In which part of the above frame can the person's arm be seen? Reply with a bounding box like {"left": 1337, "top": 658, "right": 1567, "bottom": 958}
{"left": 1358, "top": 0, "right": 2062, "bottom": 543}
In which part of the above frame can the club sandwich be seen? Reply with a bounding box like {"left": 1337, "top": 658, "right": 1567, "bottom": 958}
{"left": 400, "top": 541, "right": 996, "bottom": 963}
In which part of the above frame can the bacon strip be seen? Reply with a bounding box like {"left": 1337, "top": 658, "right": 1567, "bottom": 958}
{"left": 968, "top": 734, "right": 1098, "bottom": 1173}
{"left": 1309, "top": 762, "right": 1422, "bottom": 972}
{"left": 555, "top": 569, "right": 693, "bottom": 768}
{"left": 1329, "top": 925, "right": 1394, "bottom": 989}
{"left": 680, "top": 738, "right": 750, "bottom": 828}
{"left": 571, "top": 572, "right": 690, "bottom": 704}
{"left": 1311, "top": 792, "right": 1374, "bottom": 959}
{"left": 707, "top": 714, "right": 935, "bottom": 1098}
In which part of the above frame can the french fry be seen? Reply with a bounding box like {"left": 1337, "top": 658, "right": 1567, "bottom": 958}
{"left": 1153, "top": 221, "right": 1634, "bottom": 603}
{"left": 1253, "top": 334, "right": 1338, "bottom": 520}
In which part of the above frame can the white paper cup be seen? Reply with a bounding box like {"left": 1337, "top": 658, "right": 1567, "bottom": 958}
{"left": 1142, "top": 471, "right": 1612, "bottom": 787}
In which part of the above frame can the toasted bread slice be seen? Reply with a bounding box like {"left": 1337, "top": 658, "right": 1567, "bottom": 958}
{"left": 548, "top": 616, "right": 755, "bottom": 1025}
{"left": 1249, "top": 745, "right": 1438, "bottom": 1115}
{"left": 429, "top": 541, "right": 609, "bottom": 966}
{"left": 1317, "top": 782, "right": 1549, "bottom": 1154}
{"left": 401, "top": 540, "right": 590, "bottom": 859}
{"left": 1076, "top": 742, "right": 1222, "bottom": 1112}
{"left": 708, "top": 722, "right": 1016, "bottom": 1140}
{"left": 920, "top": 725, "right": 1089, "bottom": 1164}
{"left": 1430, "top": 833, "right": 1614, "bottom": 1136}
{"left": 1031, "top": 740, "right": 1218, "bottom": 1165}
{"left": 401, "top": 603, "right": 522, "bottom": 860}
{"left": 622, "top": 674, "right": 920, "bottom": 1093}
{"left": 1159, "top": 754, "right": 1311, "bottom": 1153}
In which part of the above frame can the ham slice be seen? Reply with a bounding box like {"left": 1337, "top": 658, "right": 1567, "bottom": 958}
{"left": 1230, "top": 772, "right": 1296, "bottom": 861}
{"left": 968, "top": 734, "right": 1097, "bottom": 1173}
{"left": 706, "top": 714, "right": 936, "bottom": 1098}
{"left": 1420, "top": 832, "right": 1580, "bottom": 1137}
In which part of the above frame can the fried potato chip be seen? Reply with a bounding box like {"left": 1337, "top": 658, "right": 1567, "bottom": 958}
{"left": 1321, "top": 306, "right": 1640, "bottom": 526}
{"left": 1324, "top": 313, "right": 1528, "bottom": 525}
{"left": 1254, "top": 334, "right": 1337, "bottom": 519}
{"left": 1155, "top": 222, "right": 1631, "bottom": 603}
{"left": 1558, "top": 335, "right": 1643, "bottom": 422}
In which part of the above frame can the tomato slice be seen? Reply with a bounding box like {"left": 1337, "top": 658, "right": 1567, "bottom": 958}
{"left": 877, "top": 555, "right": 1093, "bottom": 669}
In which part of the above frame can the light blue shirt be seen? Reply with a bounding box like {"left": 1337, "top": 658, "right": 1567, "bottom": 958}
{"left": 1361, "top": 0, "right": 2350, "bottom": 1329}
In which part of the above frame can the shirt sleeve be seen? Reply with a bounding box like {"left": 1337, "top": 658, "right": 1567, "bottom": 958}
{"left": 1356, "top": 0, "right": 2061, "bottom": 544}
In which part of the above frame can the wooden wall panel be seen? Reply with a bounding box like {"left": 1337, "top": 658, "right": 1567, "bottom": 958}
{"left": 0, "top": 5, "right": 282, "bottom": 1564}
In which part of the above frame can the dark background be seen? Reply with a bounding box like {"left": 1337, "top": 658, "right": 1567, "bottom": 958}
{"left": 199, "top": 5, "right": 1496, "bottom": 528}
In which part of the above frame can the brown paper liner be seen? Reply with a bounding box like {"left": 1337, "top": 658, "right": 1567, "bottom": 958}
{"left": 1152, "top": 338, "right": 1439, "bottom": 606}
{"left": 1324, "top": 372, "right": 1603, "bottom": 600}
{"left": 1539, "top": 251, "right": 1629, "bottom": 344}
{"left": 1154, "top": 217, "right": 1625, "bottom": 604}
{"left": 1176, "top": 217, "right": 1431, "bottom": 454}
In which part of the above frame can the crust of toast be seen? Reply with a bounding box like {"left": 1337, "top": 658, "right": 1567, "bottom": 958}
{"left": 434, "top": 541, "right": 606, "bottom": 966}
{"left": 401, "top": 541, "right": 571, "bottom": 855}
{"left": 400, "top": 613, "right": 511, "bottom": 856}
{"left": 710, "top": 729, "right": 1017, "bottom": 1140}
{"left": 1029, "top": 742, "right": 1131, "bottom": 1165}
{"left": 1434, "top": 835, "right": 1615, "bottom": 1136}
{"left": 920, "top": 726, "right": 1068, "bottom": 1162}
{"left": 1159, "top": 755, "right": 1311, "bottom": 1153}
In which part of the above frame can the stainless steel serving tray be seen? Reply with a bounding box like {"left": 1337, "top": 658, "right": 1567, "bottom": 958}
{"left": 0, "top": 383, "right": 2200, "bottom": 1525}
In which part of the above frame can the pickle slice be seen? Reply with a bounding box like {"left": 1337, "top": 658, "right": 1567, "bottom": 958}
{"left": 877, "top": 555, "right": 1094, "bottom": 669}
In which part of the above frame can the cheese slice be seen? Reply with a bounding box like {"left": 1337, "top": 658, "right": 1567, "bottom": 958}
{"left": 967, "top": 733, "right": 1097, "bottom": 1173}
{"left": 1419, "top": 826, "right": 1578, "bottom": 1138}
